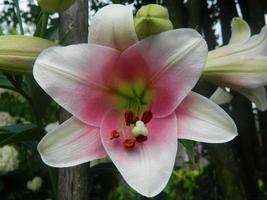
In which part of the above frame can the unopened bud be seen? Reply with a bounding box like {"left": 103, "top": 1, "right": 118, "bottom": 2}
{"left": 0, "top": 35, "right": 55, "bottom": 74}
{"left": 37, "top": 0, "right": 76, "bottom": 13}
{"left": 134, "top": 4, "right": 173, "bottom": 40}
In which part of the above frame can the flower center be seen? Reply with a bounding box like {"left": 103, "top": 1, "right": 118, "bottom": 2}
{"left": 110, "top": 110, "right": 153, "bottom": 149}
{"left": 113, "top": 82, "right": 152, "bottom": 116}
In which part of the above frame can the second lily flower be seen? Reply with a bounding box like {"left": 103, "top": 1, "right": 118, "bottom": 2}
{"left": 204, "top": 18, "right": 267, "bottom": 110}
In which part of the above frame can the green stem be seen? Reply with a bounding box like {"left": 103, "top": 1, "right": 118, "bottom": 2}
{"left": 13, "top": 0, "right": 24, "bottom": 35}
{"left": 40, "top": 11, "right": 49, "bottom": 38}
{"left": 48, "top": 167, "right": 58, "bottom": 199}
{"left": 4, "top": 74, "right": 44, "bottom": 128}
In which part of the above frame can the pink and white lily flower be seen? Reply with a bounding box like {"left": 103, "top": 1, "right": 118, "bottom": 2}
{"left": 34, "top": 4, "right": 237, "bottom": 197}
{"left": 204, "top": 18, "right": 267, "bottom": 110}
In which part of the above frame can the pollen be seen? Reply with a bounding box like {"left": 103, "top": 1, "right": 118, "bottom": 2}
{"left": 110, "top": 130, "right": 120, "bottom": 140}
{"left": 124, "top": 138, "right": 136, "bottom": 149}
{"left": 136, "top": 135, "right": 148, "bottom": 143}
{"left": 141, "top": 110, "right": 152, "bottom": 124}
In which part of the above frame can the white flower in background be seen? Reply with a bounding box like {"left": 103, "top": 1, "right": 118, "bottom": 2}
{"left": 45, "top": 122, "right": 59, "bottom": 132}
{"left": 27, "top": 176, "right": 43, "bottom": 192}
{"left": 204, "top": 18, "right": 267, "bottom": 111}
{"left": 0, "top": 112, "right": 16, "bottom": 126}
{"left": 0, "top": 145, "right": 19, "bottom": 174}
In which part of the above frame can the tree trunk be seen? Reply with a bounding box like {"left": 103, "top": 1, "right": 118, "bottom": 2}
{"left": 57, "top": 0, "right": 89, "bottom": 200}
{"left": 164, "top": 0, "right": 187, "bottom": 28}
{"left": 198, "top": 1, "right": 248, "bottom": 200}
{"left": 238, "top": 1, "right": 267, "bottom": 199}
{"left": 218, "top": 0, "right": 260, "bottom": 199}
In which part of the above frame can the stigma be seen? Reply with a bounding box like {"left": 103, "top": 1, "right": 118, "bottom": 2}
{"left": 131, "top": 120, "right": 148, "bottom": 137}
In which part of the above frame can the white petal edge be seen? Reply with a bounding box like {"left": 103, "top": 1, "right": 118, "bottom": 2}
{"left": 88, "top": 4, "right": 138, "bottom": 51}
{"left": 210, "top": 87, "right": 233, "bottom": 104}
{"left": 238, "top": 86, "right": 267, "bottom": 111}
{"left": 228, "top": 17, "right": 251, "bottom": 45}
{"left": 38, "top": 117, "right": 107, "bottom": 167}
{"left": 176, "top": 92, "right": 238, "bottom": 143}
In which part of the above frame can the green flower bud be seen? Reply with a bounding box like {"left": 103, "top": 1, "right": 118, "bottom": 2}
{"left": 134, "top": 4, "right": 173, "bottom": 40}
{"left": 37, "top": 0, "right": 76, "bottom": 13}
{"left": 0, "top": 35, "right": 56, "bottom": 74}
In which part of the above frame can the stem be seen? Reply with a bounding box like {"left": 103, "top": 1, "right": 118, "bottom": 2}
{"left": 40, "top": 11, "right": 49, "bottom": 38}
{"left": 5, "top": 74, "right": 31, "bottom": 102}
{"left": 48, "top": 167, "right": 58, "bottom": 198}
{"left": 4, "top": 74, "right": 44, "bottom": 128}
{"left": 13, "top": 0, "right": 24, "bottom": 35}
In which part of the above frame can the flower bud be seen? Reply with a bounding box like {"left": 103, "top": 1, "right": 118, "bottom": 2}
{"left": 0, "top": 35, "right": 56, "bottom": 74}
{"left": 134, "top": 4, "right": 173, "bottom": 40}
{"left": 37, "top": 0, "right": 76, "bottom": 13}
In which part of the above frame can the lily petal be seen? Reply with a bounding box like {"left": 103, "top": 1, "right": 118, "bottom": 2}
{"left": 239, "top": 87, "right": 267, "bottom": 111}
{"left": 208, "top": 25, "right": 267, "bottom": 60}
{"left": 204, "top": 55, "right": 267, "bottom": 89}
{"left": 228, "top": 18, "right": 251, "bottom": 45}
{"left": 210, "top": 87, "right": 233, "bottom": 105}
{"left": 176, "top": 92, "right": 237, "bottom": 143}
{"left": 38, "top": 117, "right": 106, "bottom": 167}
{"left": 100, "top": 110, "right": 177, "bottom": 197}
{"left": 33, "top": 44, "right": 120, "bottom": 126}
{"left": 120, "top": 29, "right": 208, "bottom": 117}
{"left": 88, "top": 4, "right": 138, "bottom": 51}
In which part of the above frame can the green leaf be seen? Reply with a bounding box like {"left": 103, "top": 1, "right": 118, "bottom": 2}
{"left": 179, "top": 139, "right": 195, "bottom": 163}
{"left": 0, "top": 123, "right": 43, "bottom": 146}
{"left": 0, "top": 74, "right": 15, "bottom": 90}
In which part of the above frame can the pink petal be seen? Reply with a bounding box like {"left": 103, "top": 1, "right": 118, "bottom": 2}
{"left": 100, "top": 110, "right": 177, "bottom": 197}
{"left": 38, "top": 117, "right": 106, "bottom": 167}
{"left": 33, "top": 44, "right": 120, "bottom": 126}
{"left": 120, "top": 29, "right": 208, "bottom": 117}
{"left": 176, "top": 92, "right": 237, "bottom": 143}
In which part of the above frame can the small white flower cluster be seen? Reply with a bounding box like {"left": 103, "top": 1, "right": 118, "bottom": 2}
{"left": 0, "top": 145, "right": 19, "bottom": 174}
{"left": 27, "top": 176, "right": 43, "bottom": 192}
{"left": 0, "top": 112, "right": 16, "bottom": 127}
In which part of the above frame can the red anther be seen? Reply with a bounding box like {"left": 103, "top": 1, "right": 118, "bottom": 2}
{"left": 125, "top": 111, "right": 134, "bottom": 126}
{"left": 124, "top": 138, "right": 136, "bottom": 149}
{"left": 110, "top": 130, "right": 120, "bottom": 140}
{"left": 141, "top": 110, "right": 153, "bottom": 124}
{"left": 136, "top": 135, "right": 148, "bottom": 143}
{"left": 132, "top": 116, "right": 139, "bottom": 124}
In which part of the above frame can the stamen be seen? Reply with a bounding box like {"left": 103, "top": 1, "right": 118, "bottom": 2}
{"left": 124, "top": 138, "right": 136, "bottom": 149}
{"left": 141, "top": 110, "right": 152, "bottom": 124}
{"left": 136, "top": 135, "right": 148, "bottom": 143}
{"left": 124, "top": 111, "right": 134, "bottom": 126}
{"left": 110, "top": 130, "right": 120, "bottom": 140}
{"left": 132, "top": 116, "right": 139, "bottom": 124}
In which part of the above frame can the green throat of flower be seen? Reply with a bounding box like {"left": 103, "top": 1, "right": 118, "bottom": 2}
{"left": 113, "top": 82, "right": 152, "bottom": 117}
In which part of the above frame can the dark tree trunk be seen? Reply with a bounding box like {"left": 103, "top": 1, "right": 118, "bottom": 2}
{"left": 238, "top": 1, "right": 267, "bottom": 199}
{"left": 219, "top": 0, "right": 261, "bottom": 199}
{"left": 200, "top": 0, "right": 218, "bottom": 49}
{"left": 57, "top": 0, "right": 90, "bottom": 200}
{"left": 197, "top": 1, "right": 248, "bottom": 200}
{"left": 163, "top": 0, "right": 187, "bottom": 28}
{"left": 186, "top": 0, "right": 201, "bottom": 30}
